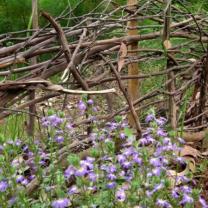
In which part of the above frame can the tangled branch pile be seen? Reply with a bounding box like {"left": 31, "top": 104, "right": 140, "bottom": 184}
{"left": 0, "top": 0, "right": 208, "bottom": 134}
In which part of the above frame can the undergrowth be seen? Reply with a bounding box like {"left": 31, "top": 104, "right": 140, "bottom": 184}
{"left": 0, "top": 100, "right": 207, "bottom": 208}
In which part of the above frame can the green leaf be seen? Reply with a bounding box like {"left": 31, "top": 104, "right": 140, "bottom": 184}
{"left": 67, "top": 154, "right": 80, "bottom": 166}
{"left": 124, "top": 127, "right": 133, "bottom": 138}
{"left": 114, "top": 115, "right": 122, "bottom": 123}
{"left": 90, "top": 148, "right": 100, "bottom": 158}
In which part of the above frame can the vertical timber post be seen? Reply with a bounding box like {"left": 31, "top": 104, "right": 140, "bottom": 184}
{"left": 163, "top": 0, "right": 177, "bottom": 129}
{"left": 127, "top": 0, "right": 140, "bottom": 128}
{"left": 28, "top": 0, "right": 39, "bottom": 137}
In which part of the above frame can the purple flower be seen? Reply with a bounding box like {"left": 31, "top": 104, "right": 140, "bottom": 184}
{"left": 156, "top": 117, "right": 167, "bottom": 126}
{"left": 177, "top": 137, "right": 185, "bottom": 144}
{"left": 92, "top": 107, "right": 98, "bottom": 112}
{"left": 199, "top": 197, "right": 208, "bottom": 208}
{"left": 107, "top": 173, "right": 117, "bottom": 180}
{"left": 41, "top": 117, "right": 50, "bottom": 127}
{"left": 55, "top": 136, "right": 64, "bottom": 143}
{"left": 66, "top": 123, "right": 74, "bottom": 131}
{"left": 107, "top": 122, "right": 117, "bottom": 131}
{"left": 77, "top": 100, "right": 86, "bottom": 112}
{"left": 146, "top": 135, "right": 155, "bottom": 144}
{"left": 106, "top": 165, "right": 117, "bottom": 173}
{"left": 124, "top": 174, "right": 133, "bottom": 181}
{"left": 163, "top": 137, "right": 171, "bottom": 145}
{"left": 132, "top": 155, "right": 142, "bottom": 165}
{"left": 0, "top": 145, "right": 4, "bottom": 153}
{"left": 21, "top": 178, "right": 29, "bottom": 186}
{"left": 22, "top": 145, "right": 29, "bottom": 152}
{"left": 180, "top": 194, "right": 194, "bottom": 205}
{"left": 119, "top": 133, "right": 126, "bottom": 139}
{"left": 147, "top": 183, "right": 164, "bottom": 196}
{"left": 8, "top": 197, "right": 17, "bottom": 206}
{"left": 121, "top": 121, "right": 128, "bottom": 128}
{"left": 156, "top": 199, "right": 172, "bottom": 208}
{"left": 146, "top": 190, "right": 152, "bottom": 197}
{"left": 98, "top": 134, "right": 105, "bottom": 141}
{"left": 106, "top": 182, "right": 116, "bottom": 189}
{"left": 75, "top": 167, "right": 88, "bottom": 177}
{"left": 122, "top": 161, "right": 132, "bottom": 169}
{"left": 87, "top": 186, "right": 97, "bottom": 192}
{"left": 176, "top": 175, "right": 190, "bottom": 183}
{"left": 139, "top": 138, "right": 149, "bottom": 146}
{"left": 48, "top": 115, "right": 63, "bottom": 127}
{"left": 180, "top": 185, "right": 192, "bottom": 194}
{"left": 87, "top": 99, "right": 94, "bottom": 105}
{"left": 153, "top": 183, "right": 164, "bottom": 192}
{"left": 150, "top": 157, "right": 161, "bottom": 167}
{"left": 16, "top": 175, "right": 24, "bottom": 183}
{"left": 147, "top": 172, "right": 153, "bottom": 178}
{"left": 89, "top": 133, "right": 97, "bottom": 141}
{"left": 15, "top": 139, "right": 22, "bottom": 146}
{"left": 171, "top": 189, "right": 180, "bottom": 199}
{"left": 80, "top": 160, "right": 94, "bottom": 170}
{"left": 0, "top": 180, "right": 8, "bottom": 192}
{"left": 64, "top": 166, "right": 75, "bottom": 179}
{"left": 68, "top": 185, "right": 79, "bottom": 195}
{"left": 119, "top": 170, "right": 125, "bottom": 177}
{"left": 154, "top": 146, "right": 164, "bottom": 156}
{"left": 115, "top": 188, "right": 126, "bottom": 202}
{"left": 152, "top": 167, "right": 163, "bottom": 176}
{"left": 86, "top": 157, "right": 95, "bottom": 163}
{"left": 123, "top": 147, "right": 136, "bottom": 156}
{"left": 175, "top": 156, "right": 185, "bottom": 165}
{"left": 145, "top": 114, "right": 155, "bottom": 123}
{"left": 157, "top": 128, "right": 167, "bottom": 137}
{"left": 117, "top": 154, "right": 126, "bottom": 163}
{"left": 29, "top": 175, "right": 35, "bottom": 181}
{"left": 51, "top": 198, "right": 70, "bottom": 208}
{"left": 88, "top": 172, "right": 97, "bottom": 182}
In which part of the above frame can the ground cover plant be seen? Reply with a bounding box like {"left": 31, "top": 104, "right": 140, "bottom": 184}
{"left": 0, "top": 0, "right": 208, "bottom": 207}
{"left": 0, "top": 101, "right": 207, "bottom": 208}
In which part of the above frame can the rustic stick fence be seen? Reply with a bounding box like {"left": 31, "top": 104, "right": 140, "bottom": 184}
{"left": 0, "top": 0, "right": 207, "bottom": 135}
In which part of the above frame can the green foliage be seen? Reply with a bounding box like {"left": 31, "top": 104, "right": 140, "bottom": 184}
{"left": 0, "top": 0, "right": 31, "bottom": 33}
{"left": 0, "top": 0, "right": 104, "bottom": 34}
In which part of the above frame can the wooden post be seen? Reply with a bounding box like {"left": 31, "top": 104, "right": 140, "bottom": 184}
{"left": 163, "top": 0, "right": 177, "bottom": 129}
{"left": 127, "top": 0, "right": 140, "bottom": 128}
{"left": 28, "top": 0, "right": 39, "bottom": 137}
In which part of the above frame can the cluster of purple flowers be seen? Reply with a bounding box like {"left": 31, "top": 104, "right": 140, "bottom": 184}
{"left": 1, "top": 109, "right": 208, "bottom": 208}
{"left": 51, "top": 198, "right": 70, "bottom": 208}
{"left": 0, "top": 180, "right": 8, "bottom": 192}
{"left": 61, "top": 113, "right": 208, "bottom": 207}
{"left": 64, "top": 157, "right": 97, "bottom": 183}
{"left": 41, "top": 114, "right": 63, "bottom": 127}
{"left": 77, "top": 99, "right": 94, "bottom": 115}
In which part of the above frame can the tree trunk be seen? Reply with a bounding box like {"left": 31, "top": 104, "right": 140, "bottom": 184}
{"left": 127, "top": 0, "right": 140, "bottom": 129}
{"left": 28, "top": 0, "right": 39, "bottom": 137}
{"left": 163, "top": 0, "right": 177, "bottom": 129}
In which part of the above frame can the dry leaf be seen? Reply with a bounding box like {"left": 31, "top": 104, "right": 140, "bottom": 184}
{"left": 117, "top": 42, "right": 127, "bottom": 72}
{"left": 163, "top": 40, "right": 172, "bottom": 49}
{"left": 201, "top": 151, "right": 208, "bottom": 156}
{"left": 188, "top": 58, "right": 196, "bottom": 62}
{"left": 180, "top": 145, "right": 200, "bottom": 158}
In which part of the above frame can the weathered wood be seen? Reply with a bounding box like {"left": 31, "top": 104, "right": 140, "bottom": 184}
{"left": 28, "top": 0, "right": 39, "bottom": 137}
{"left": 163, "top": 0, "right": 177, "bottom": 129}
{"left": 127, "top": 0, "right": 140, "bottom": 129}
